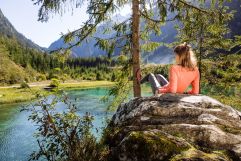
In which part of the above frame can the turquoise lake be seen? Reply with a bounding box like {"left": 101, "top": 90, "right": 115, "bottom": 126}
{"left": 0, "top": 87, "right": 152, "bottom": 161}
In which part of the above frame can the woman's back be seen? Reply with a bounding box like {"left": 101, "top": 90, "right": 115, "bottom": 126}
{"left": 159, "top": 65, "right": 200, "bottom": 94}
{"left": 141, "top": 42, "right": 200, "bottom": 95}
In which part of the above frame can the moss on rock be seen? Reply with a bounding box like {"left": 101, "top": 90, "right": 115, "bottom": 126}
{"left": 106, "top": 94, "right": 241, "bottom": 160}
{"left": 112, "top": 130, "right": 190, "bottom": 161}
{"left": 170, "top": 148, "right": 232, "bottom": 161}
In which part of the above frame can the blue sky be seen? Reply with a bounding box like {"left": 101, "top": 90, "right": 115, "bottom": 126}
{"left": 0, "top": 0, "right": 131, "bottom": 48}
{"left": 0, "top": 0, "right": 90, "bottom": 47}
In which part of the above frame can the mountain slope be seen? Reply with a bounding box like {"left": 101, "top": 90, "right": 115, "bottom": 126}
{"left": 48, "top": 14, "right": 177, "bottom": 64}
{"left": 0, "top": 9, "right": 44, "bottom": 51}
{"left": 48, "top": 1, "right": 241, "bottom": 64}
{"left": 0, "top": 44, "right": 36, "bottom": 85}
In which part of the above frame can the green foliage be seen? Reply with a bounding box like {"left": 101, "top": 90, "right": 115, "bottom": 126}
{"left": 201, "top": 54, "right": 241, "bottom": 85}
{"left": 0, "top": 34, "right": 117, "bottom": 84}
{"left": 0, "top": 36, "right": 56, "bottom": 73}
{"left": 48, "top": 68, "right": 62, "bottom": 79}
{"left": 22, "top": 93, "right": 109, "bottom": 161}
{"left": 111, "top": 72, "right": 116, "bottom": 82}
{"left": 141, "top": 64, "right": 170, "bottom": 79}
{"left": 96, "top": 72, "right": 104, "bottom": 81}
{"left": 101, "top": 56, "right": 132, "bottom": 110}
{"left": 122, "top": 54, "right": 241, "bottom": 110}
{"left": 0, "top": 44, "right": 30, "bottom": 85}
{"left": 20, "top": 81, "right": 30, "bottom": 89}
{"left": 0, "top": 87, "right": 50, "bottom": 104}
{"left": 117, "top": 55, "right": 128, "bottom": 65}
{"left": 175, "top": 1, "right": 234, "bottom": 59}
{"left": 234, "top": 36, "right": 241, "bottom": 54}
{"left": 32, "top": 0, "right": 235, "bottom": 98}
{"left": 141, "top": 42, "right": 162, "bottom": 52}
{"left": 49, "top": 78, "right": 60, "bottom": 88}
{"left": 36, "top": 74, "right": 47, "bottom": 81}
{"left": 200, "top": 54, "right": 241, "bottom": 109}
{"left": 60, "top": 74, "right": 69, "bottom": 83}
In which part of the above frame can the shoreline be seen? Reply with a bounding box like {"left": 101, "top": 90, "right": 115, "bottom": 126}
{"left": 0, "top": 80, "right": 115, "bottom": 105}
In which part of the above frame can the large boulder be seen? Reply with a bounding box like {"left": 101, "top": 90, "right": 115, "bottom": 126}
{"left": 104, "top": 94, "right": 241, "bottom": 161}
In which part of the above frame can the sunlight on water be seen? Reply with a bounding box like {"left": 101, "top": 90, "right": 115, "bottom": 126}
{"left": 0, "top": 86, "right": 153, "bottom": 161}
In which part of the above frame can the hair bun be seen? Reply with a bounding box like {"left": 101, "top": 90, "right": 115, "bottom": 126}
{"left": 183, "top": 42, "right": 190, "bottom": 51}
{"left": 174, "top": 42, "right": 191, "bottom": 54}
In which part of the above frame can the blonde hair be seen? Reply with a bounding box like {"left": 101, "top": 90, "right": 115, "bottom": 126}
{"left": 174, "top": 42, "right": 197, "bottom": 70}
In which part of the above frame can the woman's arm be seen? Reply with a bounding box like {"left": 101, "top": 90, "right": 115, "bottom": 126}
{"left": 158, "top": 66, "right": 177, "bottom": 93}
{"left": 188, "top": 69, "right": 200, "bottom": 94}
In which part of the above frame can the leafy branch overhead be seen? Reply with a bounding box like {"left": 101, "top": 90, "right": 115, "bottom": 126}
{"left": 33, "top": 0, "right": 235, "bottom": 99}
{"left": 176, "top": 2, "right": 234, "bottom": 55}
{"left": 33, "top": 0, "right": 232, "bottom": 55}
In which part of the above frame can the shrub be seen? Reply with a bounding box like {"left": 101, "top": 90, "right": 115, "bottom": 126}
{"left": 96, "top": 72, "right": 104, "bottom": 80}
{"left": 111, "top": 73, "right": 116, "bottom": 82}
{"left": 20, "top": 81, "right": 30, "bottom": 89}
{"left": 48, "top": 73, "right": 59, "bottom": 79}
{"left": 60, "top": 74, "right": 69, "bottom": 83}
{"left": 49, "top": 78, "right": 60, "bottom": 88}
{"left": 36, "top": 74, "right": 47, "bottom": 81}
{"left": 23, "top": 93, "right": 109, "bottom": 161}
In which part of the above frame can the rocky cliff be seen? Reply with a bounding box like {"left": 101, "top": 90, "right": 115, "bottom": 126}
{"left": 104, "top": 94, "right": 241, "bottom": 161}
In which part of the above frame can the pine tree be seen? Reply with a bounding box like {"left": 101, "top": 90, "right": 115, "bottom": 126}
{"left": 174, "top": 2, "right": 234, "bottom": 88}
{"left": 33, "top": 0, "right": 233, "bottom": 98}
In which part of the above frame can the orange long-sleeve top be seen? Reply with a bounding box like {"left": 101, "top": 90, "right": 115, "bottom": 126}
{"left": 158, "top": 65, "right": 200, "bottom": 94}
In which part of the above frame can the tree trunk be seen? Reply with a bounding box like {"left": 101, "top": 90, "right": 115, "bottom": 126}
{"left": 132, "top": 0, "right": 141, "bottom": 97}
{"left": 199, "top": 24, "right": 203, "bottom": 92}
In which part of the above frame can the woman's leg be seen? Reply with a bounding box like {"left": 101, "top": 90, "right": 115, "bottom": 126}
{"left": 140, "top": 73, "right": 168, "bottom": 94}
{"left": 155, "top": 74, "right": 169, "bottom": 86}
{"left": 147, "top": 73, "right": 161, "bottom": 94}
{"left": 140, "top": 74, "right": 149, "bottom": 84}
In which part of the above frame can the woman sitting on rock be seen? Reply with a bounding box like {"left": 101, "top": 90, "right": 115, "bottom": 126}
{"left": 139, "top": 42, "right": 200, "bottom": 95}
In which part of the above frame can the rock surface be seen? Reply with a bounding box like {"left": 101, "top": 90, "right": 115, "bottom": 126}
{"left": 104, "top": 94, "right": 241, "bottom": 161}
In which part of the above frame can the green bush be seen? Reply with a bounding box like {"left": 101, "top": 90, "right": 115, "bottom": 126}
{"left": 36, "top": 74, "right": 47, "bottom": 81}
{"left": 20, "top": 81, "right": 30, "bottom": 89}
{"left": 96, "top": 72, "right": 104, "bottom": 80}
{"left": 49, "top": 78, "right": 60, "bottom": 88}
{"left": 48, "top": 73, "right": 59, "bottom": 79}
{"left": 23, "top": 94, "right": 109, "bottom": 161}
{"left": 60, "top": 74, "right": 69, "bottom": 83}
{"left": 111, "top": 73, "right": 116, "bottom": 82}
{"left": 210, "top": 69, "right": 225, "bottom": 79}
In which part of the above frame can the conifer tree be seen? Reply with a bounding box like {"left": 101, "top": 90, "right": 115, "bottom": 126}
{"left": 174, "top": 2, "right": 234, "bottom": 87}
{"left": 33, "top": 0, "right": 233, "bottom": 97}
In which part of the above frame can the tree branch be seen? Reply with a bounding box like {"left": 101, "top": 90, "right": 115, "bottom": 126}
{"left": 140, "top": 11, "right": 178, "bottom": 23}
{"left": 178, "top": 0, "right": 208, "bottom": 13}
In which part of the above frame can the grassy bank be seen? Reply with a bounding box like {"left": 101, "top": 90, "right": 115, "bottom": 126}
{"left": 0, "top": 81, "right": 114, "bottom": 105}
{"left": 0, "top": 87, "right": 49, "bottom": 105}
{"left": 59, "top": 80, "right": 114, "bottom": 89}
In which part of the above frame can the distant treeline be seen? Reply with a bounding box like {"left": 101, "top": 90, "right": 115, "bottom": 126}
{"left": 0, "top": 35, "right": 118, "bottom": 84}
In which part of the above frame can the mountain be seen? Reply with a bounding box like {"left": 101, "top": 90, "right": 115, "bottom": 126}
{"left": 0, "top": 42, "right": 37, "bottom": 85}
{"left": 0, "top": 9, "right": 44, "bottom": 51}
{"left": 48, "top": 14, "right": 177, "bottom": 64}
{"left": 48, "top": 14, "right": 130, "bottom": 57}
{"left": 226, "top": 0, "right": 241, "bottom": 38}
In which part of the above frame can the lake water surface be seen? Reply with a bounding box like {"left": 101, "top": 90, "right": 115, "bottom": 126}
{"left": 0, "top": 87, "right": 152, "bottom": 161}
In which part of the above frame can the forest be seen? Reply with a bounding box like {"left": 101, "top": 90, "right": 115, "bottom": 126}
{"left": 0, "top": 35, "right": 117, "bottom": 84}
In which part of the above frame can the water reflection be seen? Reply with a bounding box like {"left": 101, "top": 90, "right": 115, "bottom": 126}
{"left": 0, "top": 86, "right": 152, "bottom": 161}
